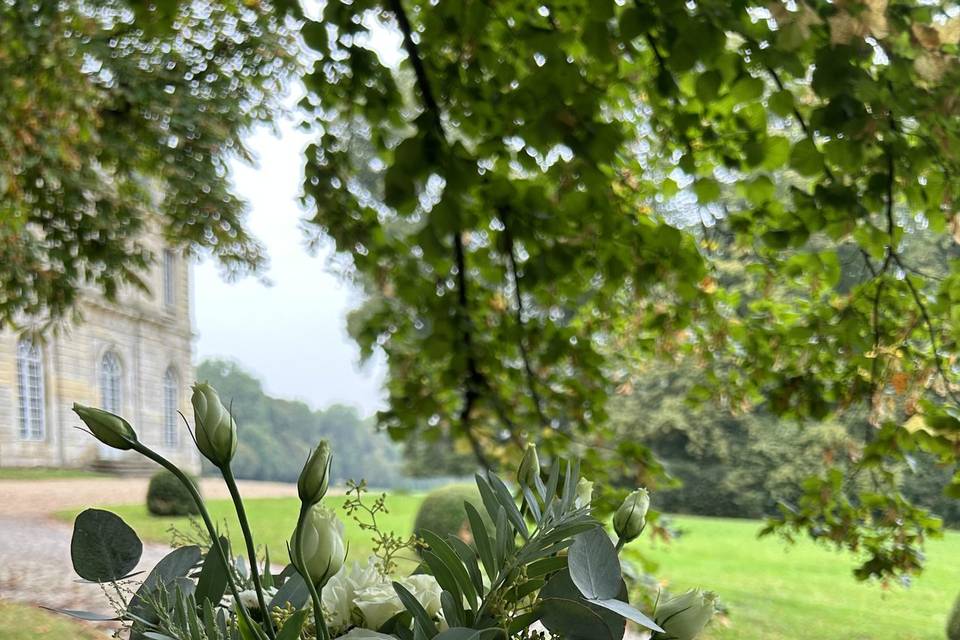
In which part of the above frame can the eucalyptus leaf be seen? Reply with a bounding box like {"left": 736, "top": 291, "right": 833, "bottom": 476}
{"left": 70, "top": 509, "right": 143, "bottom": 583}
{"left": 568, "top": 527, "right": 621, "bottom": 600}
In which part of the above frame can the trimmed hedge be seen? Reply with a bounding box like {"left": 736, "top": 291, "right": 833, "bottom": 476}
{"left": 412, "top": 484, "right": 488, "bottom": 545}
{"left": 949, "top": 591, "right": 960, "bottom": 640}
{"left": 146, "top": 469, "right": 200, "bottom": 517}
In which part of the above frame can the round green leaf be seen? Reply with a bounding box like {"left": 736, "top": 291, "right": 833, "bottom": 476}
{"left": 70, "top": 508, "right": 143, "bottom": 583}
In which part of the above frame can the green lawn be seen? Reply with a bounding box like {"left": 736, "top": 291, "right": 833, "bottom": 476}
{"left": 0, "top": 467, "right": 107, "bottom": 480}
{"left": 634, "top": 515, "right": 960, "bottom": 640}
{"left": 57, "top": 497, "right": 960, "bottom": 640}
{"left": 60, "top": 493, "right": 426, "bottom": 572}
{"left": 0, "top": 602, "right": 101, "bottom": 640}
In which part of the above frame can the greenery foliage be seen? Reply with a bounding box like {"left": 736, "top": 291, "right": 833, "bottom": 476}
{"left": 147, "top": 469, "right": 201, "bottom": 517}
{"left": 62, "top": 381, "right": 709, "bottom": 640}
{"left": 949, "top": 591, "right": 960, "bottom": 640}
{"left": 411, "top": 484, "right": 484, "bottom": 544}
{"left": 0, "top": 1, "right": 299, "bottom": 329}
{"left": 296, "top": 0, "right": 960, "bottom": 582}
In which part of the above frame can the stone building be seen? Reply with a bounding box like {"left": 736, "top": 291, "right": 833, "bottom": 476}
{"left": 0, "top": 235, "right": 200, "bottom": 474}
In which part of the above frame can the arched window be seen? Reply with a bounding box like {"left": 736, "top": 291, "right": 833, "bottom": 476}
{"left": 100, "top": 351, "right": 122, "bottom": 414}
{"left": 16, "top": 339, "right": 45, "bottom": 440}
{"left": 163, "top": 367, "right": 179, "bottom": 448}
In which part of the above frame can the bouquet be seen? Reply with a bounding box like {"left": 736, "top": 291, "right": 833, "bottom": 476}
{"left": 58, "top": 382, "right": 717, "bottom": 640}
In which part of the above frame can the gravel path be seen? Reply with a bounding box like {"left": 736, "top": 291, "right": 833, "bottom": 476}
{"left": 0, "top": 477, "right": 297, "bottom": 618}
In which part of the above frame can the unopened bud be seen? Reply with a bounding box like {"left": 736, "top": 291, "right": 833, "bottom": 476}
{"left": 516, "top": 443, "right": 540, "bottom": 489}
{"left": 653, "top": 589, "right": 717, "bottom": 640}
{"left": 613, "top": 488, "right": 650, "bottom": 544}
{"left": 291, "top": 505, "right": 346, "bottom": 588}
{"left": 73, "top": 404, "right": 137, "bottom": 450}
{"left": 191, "top": 382, "right": 237, "bottom": 467}
{"left": 298, "top": 441, "right": 332, "bottom": 506}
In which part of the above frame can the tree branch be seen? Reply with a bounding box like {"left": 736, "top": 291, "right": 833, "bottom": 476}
{"left": 388, "top": 0, "right": 516, "bottom": 465}
{"left": 500, "top": 207, "right": 550, "bottom": 432}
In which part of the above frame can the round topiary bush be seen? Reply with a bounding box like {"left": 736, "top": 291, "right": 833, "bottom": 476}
{"left": 413, "top": 484, "right": 489, "bottom": 545}
{"left": 948, "top": 590, "right": 960, "bottom": 640}
{"left": 146, "top": 469, "right": 200, "bottom": 517}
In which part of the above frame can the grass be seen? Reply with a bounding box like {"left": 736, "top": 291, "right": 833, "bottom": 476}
{"left": 56, "top": 496, "right": 960, "bottom": 639}
{"left": 0, "top": 467, "right": 107, "bottom": 480}
{"left": 634, "top": 514, "right": 960, "bottom": 640}
{"left": 60, "top": 492, "right": 426, "bottom": 572}
{"left": 0, "top": 602, "right": 101, "bottom": 640}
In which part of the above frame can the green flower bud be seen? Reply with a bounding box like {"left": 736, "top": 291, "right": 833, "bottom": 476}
{"left": 73, "top": 403, "right": 137, "bottom": 450}
{"left": 298, "top": 440, "right": 332, "bottom": 506}
{"left": 613, "top": 488, "right": 650, "bottom": 544}
{"left": 191, "top": 382, "right": 237, "bottom": 467}
{"left": 653, "top": 589, "right": 717, "bottom": 640}
{"left": 575, "top": 478, "right": 594, "bottom": 508}
{"left": 516, "top": 443, "right": 540, "bottom": 489}
{"left": 291, "top": 505, "right": 346, "bottom": 588}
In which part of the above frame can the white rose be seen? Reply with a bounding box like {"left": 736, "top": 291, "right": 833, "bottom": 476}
{"left": 334, "top": 628, "right": 398, "bottom": 640}
{"left": 399, "top": 574, "right": 442, "bottom": 619}
{"left": 354, "top": 583, "right": 404, "bottom": 630}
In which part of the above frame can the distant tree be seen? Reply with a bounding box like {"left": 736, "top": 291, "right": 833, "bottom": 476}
{"left": 0, "top": 1, "right": 299, "bottom": 328}
{"left": 197, "top": 359, "right": 404, "bottom": 486}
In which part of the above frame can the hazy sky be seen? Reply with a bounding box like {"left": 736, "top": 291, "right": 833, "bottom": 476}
{"left": 192, "top": 119, "right": 387, "bottom": 417}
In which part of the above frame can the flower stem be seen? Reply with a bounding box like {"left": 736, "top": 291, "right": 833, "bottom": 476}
{"left": 132, "top": 443, "right": 266, "bottom": 640}
{"left": 222, "top": 464, "right": 277, "bottom": 639}
{"left": 295, "top": 504, "right": 330, "bottom": 640}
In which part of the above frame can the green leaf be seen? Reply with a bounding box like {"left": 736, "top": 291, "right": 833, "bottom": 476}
{"left": 538, "top": 598, "right": 616, "bottom": 640}
{"left": 568, "top": 527, "right": 621, "bottom": 600}
{"left": 276, "top": 609, "right": 309, "bottom": 640}
{"left": 589, "top": 598, "right": 662, "bottom": 633}
{"left": 195, "top": 537, "right": 230, "bottom": 609}
{"left": 464, "top": 501, "right": 497, "bottom": 580}
{"left": 129, "top": 546, "right": 202, "bottom": 622}
{"left": 70, "top": 509, "right": 143, "bottom": 583}
{"left": 271, "top": 572, "right": 309, "bottom": 610}
{"left": 695, "top": 71, "right": 722, "bottom": 103}
{"left": 693, "top": 177, "right": 721, "bottom": 204}
{"left": 419, "top": 530, "right": 479, "bottom": 606}
{"left": 41, "top": 607, "right": 119, "bottom": 622}
{"left": 486, "top": 471, "right": 530, "bottom": 540}
{"left": 393, "top": 581, "right": 439, "bottom": 638}
{"left": 789, "top": 139, "right": 824, "bottom": 177}
{"left": 769, "top": 90, "right": 795, "bottom": 117}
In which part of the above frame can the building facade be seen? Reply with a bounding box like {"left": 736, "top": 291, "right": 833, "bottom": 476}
{"left": 0, "top": 237, "right": 200, "bottom": 473}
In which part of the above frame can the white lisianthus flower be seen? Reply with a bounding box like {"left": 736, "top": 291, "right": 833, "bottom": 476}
{"left": 237, "top": 590, "right": 260, "bottom": 610}
{"left": 400, "top": 574, "right": 443, "bottom": 619}
{"left": 354, "top": 583, "right": 404, "bottom": 631}
{"left": 334, "top": 628, "right": 397, "bottom": 640}
{"left": 323, "top": 557, "right": 388, "bottom": 631}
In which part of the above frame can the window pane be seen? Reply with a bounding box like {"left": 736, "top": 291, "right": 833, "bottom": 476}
{"left": 17, "top": 340, "right": 45, "bottom": 440}
{"left": 163, "top": 368, "right": 178, "bottom": 447}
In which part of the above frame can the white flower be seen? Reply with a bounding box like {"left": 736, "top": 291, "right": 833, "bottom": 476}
{"left": 334, "top": 628, "right": 397, "bottom": 640}
{"left": 323, "top": 557, "right": 387, "bottom": 631}
{"left": 354, "top": 583, "right": 404, "bottom": 631}
{"left": 237, "top": 590, "right": 260, "bottom": 610}
{"left": 400, "top": 574, "right": 442, "bottom": 619}
{"left": 352, "top": 568, "right": 443, "bottom": 631}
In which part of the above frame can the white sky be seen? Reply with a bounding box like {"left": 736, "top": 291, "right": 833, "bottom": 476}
{"left": 192, "top": 119, "right": 387, "bottom": 417}
{"left": 192, "top": 21, "right": 403, "bottom": 417}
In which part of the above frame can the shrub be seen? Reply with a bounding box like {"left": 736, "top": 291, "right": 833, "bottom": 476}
{"left": 146, "top": 469, "right": 200, "bottom": 516}
{"left": 413, "top": 484, "right": 488, "bottom": 545}
{"left": 949, "top": 591, "right": 960, "bottom": 640}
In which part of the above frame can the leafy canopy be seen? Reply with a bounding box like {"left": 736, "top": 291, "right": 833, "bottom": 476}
{"left": 299, "top": 0, "right": 960, "bottom": 581}
{"left": 0, "top": 0, "right": 299, "bottom": 327}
